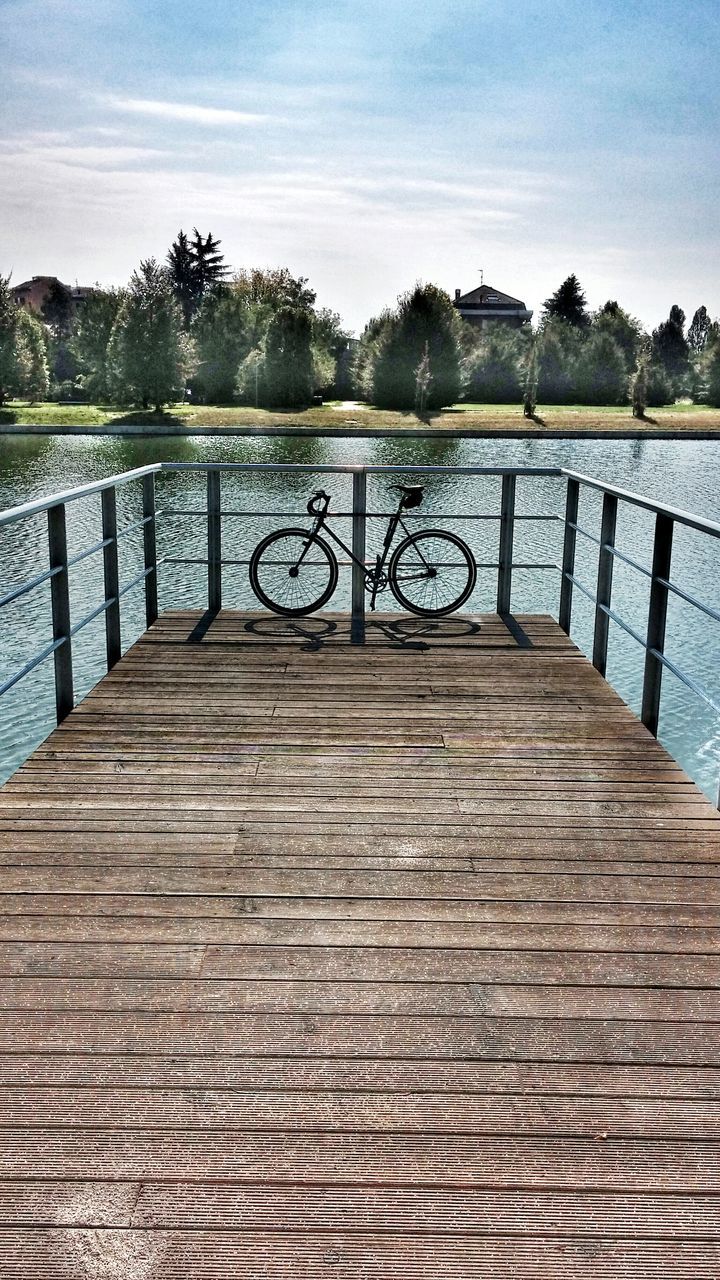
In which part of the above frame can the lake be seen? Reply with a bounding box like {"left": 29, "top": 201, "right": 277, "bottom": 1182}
{"left": 1, "top": 431, "right": 719, "bottom": 801}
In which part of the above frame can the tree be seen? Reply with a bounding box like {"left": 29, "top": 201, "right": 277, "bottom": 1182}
{"left": 166, "top": 228, "right": 229, "bottom": 326}
{"left": 537, "top": 322, "right": 580, "bottom": 403}
{"left": 646, "top": 362, "right": 674, "bottom": 407}
{"left": 415, "top": 342, "right": 432, "bottom": 416}
{"left": 0, "top": 275, "right": 20, "bottom": 404}
{"left": 41, "top": 279, "right": 73, "bottom": 338}
{"left": 631, "top": 358, "right": 648, "bottom": 419}
{"left": 261, "top": 306, "right": 315, "bottom": 407}
{"left": 574, "top": 330, "right": 628, "bottom": 405}
{"left": 192, "top": 286, "right": 255, "bottom": 402}
{"left": 463, "top": 326, "right": 525, "bottom": 403}
{"left": 541, "top": 275, "right": 590, "bottom": 329}
{"left": 592, "top": 302, "right": 644, "bottom": 371}
{"left": 15, "top": 309, "right": 49, "bottom": 401}
{"left": 40, "top": 278, "right": 77, "bottom": 389}
{"left": 166, "top": 230, "right": 198, "bottom": 327}
{"left": 371, "top": 284, "right": 463, "bottom": 410}
{"left": 705, "top": 340, "right": 720, "bottom": 408}
{"left": 688, "top": 306, "right": 712, "bottom": 353}
{"left": 107, "top": 259, "right": 193, "bottom": 410}
{"left": 523, "top": 341, "right": 539, "bottom": 418}
{"left": 191, "top": 228, "right": 229, "bottom": 296}
{"left": 231, "top": 267, "right": 316, "bottom": 312}
{"left": 71, "top": 289, "right": 123, "bottom": 401}
{"left": 651, "top": 305, "right": 689, "bottom": 392}
{"left": 353, "top": 311, "right": 392, "bottom": 401}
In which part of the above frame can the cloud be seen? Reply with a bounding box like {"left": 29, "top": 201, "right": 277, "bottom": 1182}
{"left": 103, "top": 96, "right": 278, "bottom": 127}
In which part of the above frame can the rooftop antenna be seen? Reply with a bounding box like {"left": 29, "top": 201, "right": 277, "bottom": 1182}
{"left": 478, "top": 268, "right": 484, "bottom": 286}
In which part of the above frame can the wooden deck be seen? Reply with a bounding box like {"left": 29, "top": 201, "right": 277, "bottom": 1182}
{"left": 0, "top": 609, "right": 719, "bottom": 1278}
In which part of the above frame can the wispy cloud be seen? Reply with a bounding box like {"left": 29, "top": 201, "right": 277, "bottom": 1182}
{"left": 103, "top": 96, "right": 277, "bottom": 127}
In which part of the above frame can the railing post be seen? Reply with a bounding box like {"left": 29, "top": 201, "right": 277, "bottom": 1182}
{"left": 558, "top": 476, "right": 579, "bottom": 634}
{"left": 592, "top": 493, "right": 618, "bottom": 676}
{"left": 143, "top": 473, "right": 158, "bottom": 628}
{"left": 351, "top": 469, "right": 366, "bottom": 645}
{"left": 207, "top": 470, "right": 221, "bottom": 612}
{"left": 496, "top": 473, "right": 516, "bottom": 615}
{"left": 101, "top": 486, "right": 121, "bottom": 670}
{"left": 47, "top": 503, "right": 74, "bottom": 722}
{"left": 641, "top": 513, "right": 674, "bottom": 736}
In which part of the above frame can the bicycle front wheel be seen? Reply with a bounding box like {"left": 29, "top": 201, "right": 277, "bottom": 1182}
{"left": 249, "top": 528, "right": 339, "bottom": 616}
{"left": 388, "top": 529, "right": 476, "bottom": 616}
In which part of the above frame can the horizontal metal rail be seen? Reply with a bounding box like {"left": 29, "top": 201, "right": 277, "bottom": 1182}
{"left": 0, "top": 465, "right": 162, "bottom": 528}
{"left": 562, "top": 468, "right": 720, "bottom": 540}
{"left": 162, "top": 507, "right": 559, "bottom": 522}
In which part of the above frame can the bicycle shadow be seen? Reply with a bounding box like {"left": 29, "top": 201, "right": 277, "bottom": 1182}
{"left": 369, "top": 616, "right": 484, "bottom": 650}
{"left": 243, "top": 616, "right": 338, "bottom": 651}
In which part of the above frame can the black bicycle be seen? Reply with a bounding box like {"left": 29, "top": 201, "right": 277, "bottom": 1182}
{"left": 249, "top": 484, "right": 476, "bottom": 617}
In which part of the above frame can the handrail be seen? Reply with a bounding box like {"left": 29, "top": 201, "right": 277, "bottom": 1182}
{"left": 562, "top": 468, "right": 720, "bottom": 540}
{"left": 0, "top": 459, "right": 718, "bottom": 805}
{"left": 0, "top": 464, "right": 162, "bottom": 528}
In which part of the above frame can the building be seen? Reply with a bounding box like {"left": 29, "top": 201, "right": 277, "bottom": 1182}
{"left": 453, "top": 283, "right": 532, "bottom": 331}
{"left": 11, "top": 276, "right": 96, "bottom": 316}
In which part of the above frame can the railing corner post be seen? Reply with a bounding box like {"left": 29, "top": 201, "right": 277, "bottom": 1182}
{"left": 496, "top": 473, "right": 516, "bottom": 616}
{"left": 592, "top": 492, "right": 618, "bottom": 676}
{"left": 207, "top": 469, "right": 222, "bottom": 613}
{"left": 47, "top": 502, "right": 74, "bottom": 723}
{"left": 143, "top": 473, "right": 158, "bottom": 628}
{"left": 101, "top": 485, "right": 121, "bottom": 670}
{"left": 351, "top": 469, "right": 367, "bottom": 644}
{"left": 559, "top": 476, "right": 579, "bottom": 634}
{"left": 641, "top": 512, "right": 674, "bottom": 736}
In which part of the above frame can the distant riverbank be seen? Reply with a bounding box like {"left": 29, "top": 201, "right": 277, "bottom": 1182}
{"left": 2, "top": 400, "right": 720, "bottom": 439}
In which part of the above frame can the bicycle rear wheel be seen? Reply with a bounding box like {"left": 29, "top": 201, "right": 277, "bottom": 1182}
{"left": 388, "top": 529, "right": 476, "bottom": 616}
{"left": 249, "top": 528, "right": 338, "bottom": 616}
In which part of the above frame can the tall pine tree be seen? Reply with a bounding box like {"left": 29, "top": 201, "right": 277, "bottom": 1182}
{"left": 541, "top": 275, "right": 590, "bottom": 329}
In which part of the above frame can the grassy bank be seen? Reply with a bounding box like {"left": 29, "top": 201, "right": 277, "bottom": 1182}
{"left": 2, "top": 399, "right": 720, "bottom": 436}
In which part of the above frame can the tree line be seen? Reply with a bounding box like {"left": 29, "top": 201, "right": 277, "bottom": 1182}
{"left": 1, "top": 244, "right": 720, "bottom": 411}
{"left": 0, "top": 230, "right": 350, "bottom": 410}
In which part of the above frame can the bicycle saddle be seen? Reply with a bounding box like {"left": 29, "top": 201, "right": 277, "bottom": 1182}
{"left": 390, "top": 483, "right": 425, "bottom": 509}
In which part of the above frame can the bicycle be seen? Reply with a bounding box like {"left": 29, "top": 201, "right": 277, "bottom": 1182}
{"left": 249, "top": 483, "right": 477, "bottom": 617}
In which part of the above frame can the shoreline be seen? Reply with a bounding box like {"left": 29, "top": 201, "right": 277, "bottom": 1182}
{"left": 4, "top": 421, "right": 720, "bottom": 441}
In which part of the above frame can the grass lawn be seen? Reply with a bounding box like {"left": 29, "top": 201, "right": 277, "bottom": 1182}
{"left": 2, "top": 399, "right": 720, "bottom": 435}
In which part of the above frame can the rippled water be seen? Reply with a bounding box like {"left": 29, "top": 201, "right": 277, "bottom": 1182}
{"left": 1, "top": 431, "right": 719, "bottom": 801}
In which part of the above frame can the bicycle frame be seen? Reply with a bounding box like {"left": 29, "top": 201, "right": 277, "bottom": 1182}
{"left": 300, "top": 494, "right": 431, "bottom": 610}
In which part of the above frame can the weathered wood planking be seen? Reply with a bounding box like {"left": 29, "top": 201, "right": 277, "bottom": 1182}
{"left": 0, "top": 609, "right": 718, "bottom": 1278}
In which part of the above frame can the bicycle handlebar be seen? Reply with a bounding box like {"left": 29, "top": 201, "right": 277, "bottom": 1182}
{"left": 307, "top": 489, "right": 330, "bottom": 516}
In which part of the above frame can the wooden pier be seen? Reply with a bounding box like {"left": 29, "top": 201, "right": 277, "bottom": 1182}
{"left": 0, "top": 609, "right": 718, "bottom": 1277}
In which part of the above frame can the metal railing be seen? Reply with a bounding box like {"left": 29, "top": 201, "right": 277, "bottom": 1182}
{"left": 1, "top": 461, "right": 718, "bottom": 803}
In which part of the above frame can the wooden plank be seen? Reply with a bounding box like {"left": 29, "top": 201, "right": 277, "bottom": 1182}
{"left": 1, "top": 1182, "right": 719, "bottom": 1238}
{"left": 0, "top": 941, "right": 715, "bottom": 986}
{"left": 1, "top": 1010, "right": 719, "bottom": 1063}
{"left": 1, "top": 1230, "right": 719, "bottom": 1277}
{"left": 0, "top": 1130, "right": 718, "bottom": 1188}
{"left": 1, "top": 1086, "right": 718, "bottom": 1137}
{"left": 0, "top": 608, "right": 718, "bottom": 1271}
{"left": 2, "top": 1054, "right": 717, "bottom": 1096}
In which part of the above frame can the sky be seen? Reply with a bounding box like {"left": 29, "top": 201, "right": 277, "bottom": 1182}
{"left": 1, "top": 0, "right": 719, "bottom": 334}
